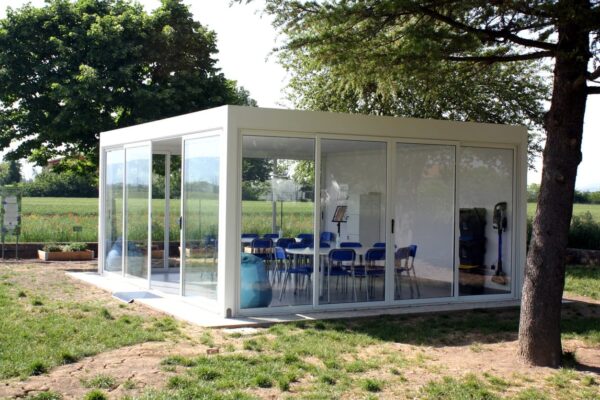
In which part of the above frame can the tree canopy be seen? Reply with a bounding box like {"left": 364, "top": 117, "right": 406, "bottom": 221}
{"left": 0, "top": 0, "right": 255, "bottom": 168}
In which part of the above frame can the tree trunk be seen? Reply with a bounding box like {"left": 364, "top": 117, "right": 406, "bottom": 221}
{"left": 518, "top": 0, "right": 590, "bottom": 367}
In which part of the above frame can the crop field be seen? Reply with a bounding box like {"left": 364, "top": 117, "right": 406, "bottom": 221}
{"left": 527, "top": 202, "right": 600, "bottom": 220}
{"left": 14, "top": 197, "right": 314, "bottom": 243}
{"left": 8, "top": 197, "right": 600, "bottom": 243}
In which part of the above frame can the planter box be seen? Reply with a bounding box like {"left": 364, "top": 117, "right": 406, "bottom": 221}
{"left": 151, "top": 250, "right": 164, "bottom": 259}
{"left": 38, "top": 249, "right": 94, "bottom": 261}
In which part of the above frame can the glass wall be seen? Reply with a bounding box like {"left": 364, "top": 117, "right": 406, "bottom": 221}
{"left": 241, "top": 136, "right": 315, "bottom": 308}
{"left": 104, "top": 149, "right": 124, "bottom": 272}
{"left": 182, "top": 136, "right": 220, "bottom": 300}
{"left": 124, "top": 145, "right": 151, "bottom": 280}
{"left": 394, "top": 144, "right": 455, "bottom": 300}
{"left": 149, "top": 153, "right": 181, "bottom": 294}
{"left": 320, "top": 139, "right": 387, "bottom": 304}
{"left": 458, "top": 147, "right": 513, "bottom": 296}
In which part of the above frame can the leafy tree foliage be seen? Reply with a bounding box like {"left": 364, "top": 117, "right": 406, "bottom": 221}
{"left": 283, "top": 46, "right": 548, "bottom": 165}
{"left": 248, "top": 0, "right": 600, "bottom": 367}
{"left": 20, "top": 169, "right": 97, "bottom": 197}
{"left": 0, "top": 0, "right": 255, "bottom": 167}
{"left": 0, "top": 160, "right": 22, "bottom": 185}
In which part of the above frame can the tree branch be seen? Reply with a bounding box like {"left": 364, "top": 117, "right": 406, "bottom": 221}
{"left": 589, "top": 66, "right": 600, "bottom": 81}
{"left": 446, "top": 51, "right": 554, "bottom": 63}
{"left": 417, "top": 6, "right": 557, "bottom": 52}
{"left": 588, "top": 86, "right": 600, "bottom": 95}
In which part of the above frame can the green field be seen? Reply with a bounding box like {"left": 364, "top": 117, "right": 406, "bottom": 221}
{"left": 527, "top": 202, "right": 600, "bottom": 220}
{"left": 7, "top": 198, "right": 600, "bottom": 243}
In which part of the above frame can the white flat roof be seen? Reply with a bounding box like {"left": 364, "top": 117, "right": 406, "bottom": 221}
{"left": 99, "top": 106, "right": 527, "bottom": 148}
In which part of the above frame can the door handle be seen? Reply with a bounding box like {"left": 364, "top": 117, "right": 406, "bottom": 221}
{"left": 391, "top": 219, "right": 395, "bottom": 234}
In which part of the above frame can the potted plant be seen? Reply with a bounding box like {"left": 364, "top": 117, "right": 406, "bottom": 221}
{"left": 38, "top": 242, "right": 94, "bottom": 261}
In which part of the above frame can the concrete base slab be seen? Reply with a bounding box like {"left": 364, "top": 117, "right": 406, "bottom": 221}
{"left": 68, "top": 271, "right": 521, "bottom": 328}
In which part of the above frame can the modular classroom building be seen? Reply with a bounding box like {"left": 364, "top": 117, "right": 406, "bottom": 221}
{"left": 98, "top": 106, "right": 527, "bottom": 318}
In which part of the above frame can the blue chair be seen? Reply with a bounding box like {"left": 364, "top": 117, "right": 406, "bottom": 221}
{"left": 320, "top": 231, "right": 335, "bottom": 243}
{"left": 279, "top": 243, "right": 313, "bottom": 301}
{"left": 340, "top": 241, "right": 362, "bottom": 248}
{"left": 264, "top": 233, "right": 279, "bottom": 240}
{"left": 373, "top": 242, "right": 386, "bottom": 248}
{"left": 327, "top": 248, "right": 356, "bottom": 303}
{"left": 271, "top": 246, "right": 287, "bottom": 284}
{"left": 297, "top": 233, "right": 314, "bottom": 246}
{"left": 363, "top": 248, "right": 386, "bottom": 301}
{"left": 251, "top": 238, "right": 273, "bottom": 266}
{"left": 242, "top": 233, "right": 259, "bottom": 239}
{"left": 395, "top": 245, "right": 420, "bottom": 299}
{"left": 275, "top": 237, "right": 295, "bottom": 249}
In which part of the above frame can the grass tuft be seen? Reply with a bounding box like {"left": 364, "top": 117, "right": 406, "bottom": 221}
{"left": 254, "top": 374, "right": 273, "bottom": 388}
{"left": 81, "top": 374, "right": 117, "bottom": 390}
{"left": 26, "top": 392, "right": 62, "bottom": 400}
{"left": 28, "top": 361, "right": 47, "bottom": 376}
{"left": 161, "top": 355, "right": 196, "bottom": 367}
{"left": 361, "top": 378, "right": 383, "bottom": 392}
{"left": 99, "top": 308, "right": 113, "bottom": 320}
{"left": 82, "top": 390, "right": 108, "bottom": 400}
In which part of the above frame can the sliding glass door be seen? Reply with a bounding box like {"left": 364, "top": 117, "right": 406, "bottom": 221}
{"left": 394, "top": 143, "right": 456, "bottom": 300}
{"left": 181, "top": 135, "right": 220, "bottom": 300}
{"left": 124, "top": 144, "right": 151, "bottom": 281}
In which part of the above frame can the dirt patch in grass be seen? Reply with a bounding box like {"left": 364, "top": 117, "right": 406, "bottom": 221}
{"left": 1, "top": 261, "right": 599, "bottom": 399}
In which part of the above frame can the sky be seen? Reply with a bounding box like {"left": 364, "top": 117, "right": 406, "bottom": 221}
{"left": 0, "top": 0, "right": 598, "bottom": 190}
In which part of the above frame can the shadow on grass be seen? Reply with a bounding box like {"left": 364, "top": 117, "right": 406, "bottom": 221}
{"left": 288, "top": 300, "right": 600, "bottom": 349}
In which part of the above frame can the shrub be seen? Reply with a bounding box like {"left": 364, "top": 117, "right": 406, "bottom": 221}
{"left": 568, "top": 212, "right": 600, "bottom": 250}
{"left": 62, "top": 242, "right": 88, "bottom": 252}
{"left": 20, "top": 170, "right": 97, "bottom": 198}
{"left": 82, "top": 390, "right": 108, "bottom": 400}
{"left": 42, "top": 243, "right": 63, "bottom": 252}
{"left": 527, "top": 212, "right": 600, "bottom": 251}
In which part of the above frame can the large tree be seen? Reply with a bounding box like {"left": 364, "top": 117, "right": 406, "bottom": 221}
{"left": 251, "top": 0, "right": 599, "bottom": 367}
{"left": 0, "top": 0, "right": 255, "bottom": 169}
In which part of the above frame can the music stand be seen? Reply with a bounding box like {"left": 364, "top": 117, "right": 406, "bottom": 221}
{"left": 332, "top": 205, "right": 348, "bottom": 237}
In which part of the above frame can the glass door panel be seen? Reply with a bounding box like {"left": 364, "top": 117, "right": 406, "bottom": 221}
{"left": 394, "top": 143, "right": 455, "bottom": 300}
{"left": 319, "top": 139, "right": 387, "bottom": 304}
{"left": 104, "top": 149, "right": 124, "bottom": 272}
{"left": 458, "top": 147, "right": 513, "bottom": 296}
{"left": 182, "top": 136, "right": 220, "bottom": 300}
{"left": 240, "top": 136, "right": 315, "bottom": 309}
{"left": 125, "top": 145, "right": 151, "bottom": 280}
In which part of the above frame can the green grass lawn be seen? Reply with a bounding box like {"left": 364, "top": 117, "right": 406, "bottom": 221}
{"left": 1, "top": 263, "right": 599, "bottom": 399}
{"left": 565, "top": 265, "right": 600, "bottom": 300}
{"left": 141, "top": 304, "right": 600, "bottom": 400}
{"left": 527, "top": 202, "right": 600, "bottom": 220}
{"left": 0, "top": 264, "right": 178, "bottom": 379}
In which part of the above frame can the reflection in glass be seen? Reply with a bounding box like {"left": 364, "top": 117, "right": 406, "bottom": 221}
{"left": 320, "top": 139, "right": 387, "bottom": 304}
{"left": 150, "top": 154, "right": 181, "bottom": 294}
{"left": 104, "top": 149, "right": 124, "bottom": 272}
{"left": 459, "top": 147, "right": 513, "bottom": 296}
{"left": 241, "top": 136, "right": 315, "bottom": 308}
{"left": 125, "top": 146, "right": 150, "bottom": 280}
{"left": 394, "top": 144, "right": 455, "bottom": 300}
{"left": 183, "top": 137, "right": 220, "bottom": 300}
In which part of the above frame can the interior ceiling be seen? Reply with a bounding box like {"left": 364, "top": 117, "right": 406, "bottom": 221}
{"left": 243, "top": 135, "right": 385, "bottom": 160}
{"left": 150, "top": 135, "right": 386, "bottom": 159}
